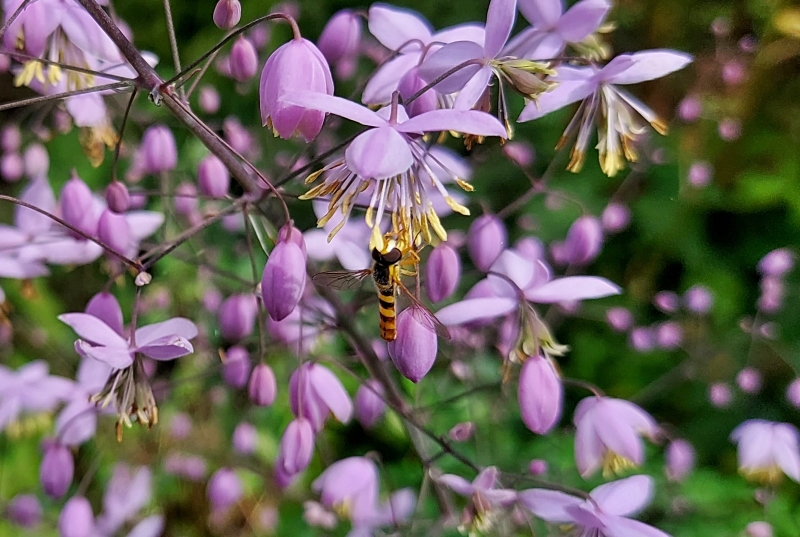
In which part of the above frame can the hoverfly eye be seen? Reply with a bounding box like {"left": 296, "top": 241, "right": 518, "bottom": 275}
{"left": 371, "top": 248, "right": 383, "bottom": 262}
{"left": 383, "top": 248, "right": 402, "bottom": 264}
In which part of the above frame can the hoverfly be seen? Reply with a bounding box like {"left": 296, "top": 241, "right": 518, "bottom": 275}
{"left": 312, "top": 227, "right": 449, "bottom": 342}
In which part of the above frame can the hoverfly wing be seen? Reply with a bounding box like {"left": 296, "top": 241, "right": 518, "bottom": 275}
{"left": 396, "top": 281, "right": 451, "bottom": 340}
{"left": 312, "top": 269, "right": 373, "bottom": 290}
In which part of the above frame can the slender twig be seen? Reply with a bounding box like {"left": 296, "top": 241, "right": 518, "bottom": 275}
{"left": 0, "top": 81, "right": 132, "bottom": 112}
{"left": 111, "top": 88, "right": 139, "bottom": 183}
{"left": 161, "top": 0, "right": 182, "bottom": 75}
{"left": 243, "top": 205, "right": 269, "bottom": 363}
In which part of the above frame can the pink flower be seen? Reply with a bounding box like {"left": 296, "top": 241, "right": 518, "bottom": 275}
{"left": 730, "top": 420, "right": 800, "bottom": 483}
{"left": 289, "top": 363, "right": 352, "bottom": 431}
{"left": 518, "top": 355, "right": 562, "bottom": 434}
{"left": 573, "top": 396, "right": 660, "bottom": 477}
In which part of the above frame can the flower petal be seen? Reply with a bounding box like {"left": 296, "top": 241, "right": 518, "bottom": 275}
{"left": 436, "top": 297, "right": 517, "bottom": 325}
{"left": 556, "top": 0, "right": 612, "bottom": 42}
{"left": 345, "top": 127, "right": 413, "bottom": 178}
{"left": 137, "top": 338, "right": 194, "bottom": 361}
{"left": 518, "top": 488, "right": 582, "bottom": 523}
{"left": 484, "top": 0, "right": 517, "bottom": 58}
{"left": 367, "top": 4, "right": 432, "bottom": 51}
{"left": 417, "top": 41, "right": 485, "bottom": 95}
{"left": 363, "top": 53, "right": 421, "bottom": 105}
{"left": 524, "top": 276, "right": 621, "bottom": 303}
{"left": 58, "top": 313, "right": 128, "bottom": 348}
{"left": 452, "top": 66, "right": 494, "bottom": 111}
{"left": 76, "top": 341, "right": 133, "bottom": 369}
{"left": 605, "top": 50, "right": 693, "bottom": 85}
{"left": 518, "top": 0, "right": 563, "bottom": 27}
{"left": 590, "top": 475, "right": 653, "bottom": 516}
{"left": 603, "top": 515, "right": 672, "bottom": 537}
{"left": 283, "top": 92, "right": 385, "bottom": 127}
{"left": 437, "top": 474, "right": 474, "bottom": 496}
{"left": 309, "top": 365, "right": 353, "bottom": 424}
{"left": 399, "top": 108, "right": 506, "bottom": 137}
{"left": 518, "top": 72, "right": 595, "bottom": 122}
{"left": 135, "top": 318, "right": 198, "bottom": 347}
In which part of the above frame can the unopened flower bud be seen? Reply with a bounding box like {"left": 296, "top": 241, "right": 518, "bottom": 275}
{"left": 787, "top": 378, "right": 800, "bottom": 408}
{"left": 141, "top": 125, "right": 177, "bottom": 174}
{"left": 666, "top": 439, "right": 695, "bottom": 481}
{"left": 317, "top": 9, "right": 361, "bottom": 65}
{"left": 58, "top": 496, "right": 94, "bottom": 537}
{"left": 388, "top": 307, "right": 438, "bottom": 383}
{"left": 528, "top": 459, "right": 548, "bottom": 475}
{"left": 746, "top": 522, "right": 773, "bottom": 537}
{"left": 563, "top": 216, "right": 603, "bottom": 265}
{"left": 23, "top": 143, "right": 49, "bottom": 179}
{"left": 261, "top": 225, "right": 307, "bottom": 321}
{"left": 653, "top": 291, "right": 679, "bottom": 313}
{"left": 467, "top": 214, "right": 507, "bottom": 271}
{"left": 354, "top": 380, "right": 385, "bottom": 429}
{"left": 105, "top": 181, "right": 130, "bottom": 213}
{"left": 218, "top": 293, "right": 258, "bottom": 342}
{"left": 601, "top": 202, "right": 631, "bottom": 233}
{"left": 199, "top": 85, "right": 221, "bottom": 114}
{"left": 174, "top": 182, "right": 198, "bottom": 216}
{"left": 736, "top": 367, "right": 762, "bottom": 394}
{"left": 60, "top": 174, "right": 97, "bottom": 238}
{"left": 709, "top": 382, "right": 733, "bottom": 408}
{"left": 277, "top": 418, "right": 315, "bottom": 475}
{"left": 40, "top": 442, "right": 74, "bottom": 498}
{"left": 758, "top": 248, "right": 794, "bottom": 277}
{"left": 249, "top": 363, "right": 277, "bottom": 406}
{"left": 197, "top": 155, "right": 230, "bottom": 198}
{"left": 684, "top": 285, "right": 713, "bottom": 314}
{"left": 232, "top": 422, "right": 257, "bottom": 455}
{"left": 97, "top": 208, "right": 131, "bottom": 255}
{"left": 398, "top": 66, "right": 437, "bottom": 118}
{"left": 718, "top": 117, "right": 741, "bottom": 141}
{"left": 1, "top": 152, "right": 23, "bottom": 181}
{"left": 1, "top": 125, "right": 21, "bottom": 152}
{"left": 207, "top": 468, "right": 242, "bottom": 511}
{"left": 518, "top": 355, "right": 562, "bottom": 434}
{"left": 496, "top": 59, "right": 555, "bottom": 99}
{"left": 425, "top": 243, "right": 461, "bottom": 302}
{"left": 229, "top": 37, "right": 258, "bottom": 82}
{"left": 5, "top": 494, "right": 42, "bottom": 528}
{"left": 222, "top": 345, "right": 251, "bottom": 388}
{"left": 677, "top": 96, "right": 702, "bottom": 122}
{"left": 606, "top": 307, "right": 633, "bottom": 332}
{"left": 688, "top": 161, "right": 713, "bottom": 187}
{"left": 170, "top": 413, "right": 192, "bottom": 439}
{"left": 503, "top": 141, "right": 535, "bottom": 168}
{"left": 629, "top": 326, "right": 655, "bottom": 352}
{"left": 655, "top": 321, "right": 683, "bottom": 350}
{"left": 448, "top": 421, "right": 475, "bottom": 442}
{"left": 213, "top": 0, "right": 241, "bottom": 30}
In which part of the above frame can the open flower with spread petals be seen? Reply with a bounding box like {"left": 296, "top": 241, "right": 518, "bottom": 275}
{"left": 730, "top": 419, "right": 800, "bottom": 484}
{"left": 519, "top": 475, "right": 671, "bottom": 537}
{"left": 519, "top": 50, "right": 693, "bottom": 176}
{"left": 573, "top": 396, "right": 660, "bottom": 477}
{"left": 289, "top": 362, "right": 353, "bottom": 431}
{"left": 438, "top": 466, "right": 516, "bottom": 534}
{"left": 284, "top": 90, "right": 506, "bottom": 243}
{"left": 0, "top": 361, "right": 73, "bottom": 433}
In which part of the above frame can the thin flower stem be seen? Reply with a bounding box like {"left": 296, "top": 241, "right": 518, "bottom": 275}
{"left": 111, "top": 88, "right": 139, "bottom": 183}
{"left": 0, "top": 0, "right": 33, "bottom": 43}
{"left": 243, "top": 205, "right": 269, "bottom": 363}
{"left": 184, "top": 42, "right": 222, "bottom": 99}
{"left": 0, "top": 195, "right": 142, "bottom": 271}
{"left": 404, "top": 58, "right": 485, "bottom": 106}
{"left": 161, "top": 0, "right": 182, "bottom": 76}
{"left": 0, "top": 49, "right": 136, "bottom": 83}
{"left": 0, "top": 81, "right": 132, "bottom": 112}
{"left": 562, "top": 377, "right": 605, "bottom": 398}
{"left": 497, "top": 148, "right": 567, "bottom": 219}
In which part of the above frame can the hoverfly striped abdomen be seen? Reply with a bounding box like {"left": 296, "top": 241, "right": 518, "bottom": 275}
{"left": 372, "top": 247, "right": 402, "bottom": 341}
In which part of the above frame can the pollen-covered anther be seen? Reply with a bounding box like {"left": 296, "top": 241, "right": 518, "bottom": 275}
{"left": 601, "top": 450, "right": 637, "bottom": 478}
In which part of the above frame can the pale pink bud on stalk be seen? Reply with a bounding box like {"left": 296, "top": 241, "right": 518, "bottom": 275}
{"left": 230, "top": 37, "right": 258, "bottom": 82}
{"left": 174, "top": 182, "right": 198, "bottom": 216}
{"left": 60, "top": 174, "right": 97, "bottom": 238}
{"left": 736, "top": 367, "right": 762, "bottom": 394}
{"left": 746, "top": 522, "right": 774, "bottom": 537}
{"left": 233, "top": 422, "right": 257, "bottom": 455}
{"left": 223, "top": 117, "right": 258, "bottom": 158}
{"left": 448, "top": 422, "right": 475, "bottom": 442}
{"left": 97, "top": 209, "right": 131, "bottom": 255}
{"left": 23, "top": 143, "right": 49, "bottom": 178}
{"left": 260, "top": 37, "right": 334, "bottom": 141}
{"left": 601, "top": 202, "right": 631, "bottom": 233}
{"left": 249, "top": 363, "right": 277, "bottom": 406}
{"left": 41, "top": 441, "right": 74, "bottom": 498}
{"left": 678, "top": 95, "right": 702, "bottom": 122}
{"left": 213, "top": 0, "right": 241, "bottom": 29}
{"left": 170, "top": 413, "right": 192, "bottom": 439}
{"left": 503, "top": 141, "right": 535, "bottom": 167}
{"left": 685, "top": 285, "right": 713, "bottom": 314}
{"left": 398, "top": 66, "right": 437, "bottom": 117}
{"left": 222, "top": 346, "right": 251, "bottom": 388}
{"left": 317, "top": 9, "right": 361, "bottom": 65}
{"left": 722, "top": 60, "right": 746, "bottom": 86}
{"left": 528, "top": 459, "right": 548, "bottom": 475}
{"left": 653, "top": 291, "right": 679, "bottom": 313}
{"left": 0, "top": 152, "right": 24, "bottom": 181}
{"left": 207, "top": 468, "right": 243, "bottom": 511}
{"left": 515, "top": 236, "right": 545, "bottom": 263}
{"left": 141, "top": 125, "right": 177, "bottom": 174}
{"left": 758, "top": 248, "right": 795, "bottom": 277}
{"left": 261, "top": 224, "right": 307, "bottom": 321}
{"left": 606, "top": 307, "right": 633, "bottom": 332}
{"left": 197, "top": 155, "right": 230, "bottom": 198}
{"left": 518, "top": 355, "right": 562, "bottom": 434}
{"left": 731, "top": 420, "right": 800, "bottom": 483}
{"left": 629, "top": 326, "right": 655, "bottom": 352}
{"left": 688, "top": 161, "right": 713, "bottom": 187}
{"left": 354, "top": 380, "right": 385, "bottom": 429}
{"left": 467, "top": 214, "right": 507, "bottom": 271}
{"left": 666, "top": 439, "right": 695, "bottom": 481}
{"left": 655, "top": 321, "right": 683, "bottom": 350}
{"left": 786, "top": 378, "right": 800, "bottom": 408}
{"left": 709, "top": 382, "right": 733, "bottom": 408}
{"left": 718, "top": 117, "right": 742, "bottom": 141}
{"left": 563, "top": 216, "right": 603, "bottom": 265}
{"left": 277, "top": 418, "right": 315, "bottom": 477}
{"left": 388, "top": 307, "right": 438, "bottom": 382}
{"left": 5, "top": 494, "right": 42, "bottom": 528}
{"left": 105, "top": 181, "right": 130, "bottom": 213}
{"left": 312, "top": 457, "right": 379, "bottom": 520}
{"left": 758, "top": 276, "right": 784, "bottom": 313}
{"left": 218, "top": 293, "right": 258, "bottom": 342}
{"left": 199, "top": 85, "right": 221, "bottom": 114}
{"left": 58, "top": 496, "right": 94, "bottom": 537}
{"left": 425, "top": 243, "right": 461, "bottom": 302}
{"left": 1, "top": 125, "right": 21, "bottom": 152}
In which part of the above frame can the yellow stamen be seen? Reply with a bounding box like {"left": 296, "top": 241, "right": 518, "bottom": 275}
{"left": 445, "top": 196, "right": 470, "bottom": 216}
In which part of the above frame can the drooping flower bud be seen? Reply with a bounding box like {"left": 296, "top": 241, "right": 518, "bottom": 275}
{"left": 629, "top": 326, "right": 655, "bottom": 352}
{"left": 197, "top": 154, "right": 230, "bottom": 198}
{"left": 1, "top": 152, "right": 24, "bottom": 181}
{"left": 503, "top": 141, "right": 535, "bottom": 168}
{"left": 276, "top": 418, "right": 315, "bottom": 476}
{"left": 678, "top": 95, "right": 702, "bottom": 122}
{"left": 249, "top": 363, "right": 277, "bottom": 406}
{"left": 97, "top": 208, "right": 131, "bottom": 255}
{"left": 518, "top": 355, "right": 562, "bottom": 435}
{"left": 222, "top": 346, "right": 251, "bottom": 388}
{"left": 736, "top": 367, "right": 763, "bottom": 394}
{"left": 289, "top": 363, "right": 352, "bottom": 430}
{"left": 388, "top": 307, "right": 438, "bottom": 383}
{"left": 601, "top": 202, "right": 631, "bottom": 233}
{"left": 467, "top": 214, "right": 507, "bottom": 271}
{"left": 655, "top": 321, "right": 683, "bottom": 350}
{"left": 398, "top": 66, "right": 437, "bottom": 118}
{"left": 5, "top": 494, "right": 42, "bottom": 528}
{"left": 528, "top": 459, "right": 548, "bottom": 475}
{"left": 218, "top": 293, "right": 258, "bottom": 342}
{"left": 199, "top": 85, "right": 221, "bottom": 114}
{"left": 23, "top": 143, "right": 49, "bottom": 179}
{"left": 212, "top": 0, "right": 241, "bottom": 30}
{"left": 207, "top": 468, "right": 242, "bottom": 511}
{"left": 229, "top": 36, "right": 258, "bottom": 82}
{"left": 606, "top": 307, "right": 633, "bottom": 332}
{"left": 40, "top": 441, "right": 74, "bottom": 499}
{"left": 354, "top": 380, "right": 385, "bottom": 429}
{"left": 259, "top": 37, "right": 334, "bottom": 141}
{"left": 653, "top": 291, "right": 679, "bottom": 313}
{"left": 709, "top": 382, "right": 733, "bottom": 408}
{"left": 425, "top": 243, "right": 461, "bottom": 302}
{"left": 684, "top": 285, "right": 713, "bottom": 314}
{"left": 563, "top": 216, "right": 603, "bottom": 265}
{"left": 261, "top": 224, "right": 307, "bottom": 321}
{"left": 104, "top": 181, "right": 130, "bottom": 213}
{"left": 666, "top": 439, "right": 695, "bottom": 482}
{"left": 448, "top": 422, "right": 475, "bottom": 442}
{"left": 787, "top": 378, "right": 800, "bottom": 408}
{"left": 141, "top": 125, "right": 177, "bottom": 174}
{"left": 174, "top": 182, "right": 198, "bottom": 216}
{"left": 232, "top": 422, "right": 257, "bottom": 455}
{"left": 317, "top": 9, "right": 361, "bottom": 66}
{"left": 746, "top": 522, "right": 774, "bottom": 537}
{"left": 758, "top": 248, "right": 795, "bottom": 277}
{"left": 1, "top": 125, "right": 21, "bottom": 152}
{"left": 60, "top": 174, "right": 97, "bottom": 238}
{"left": 58, "top": 496, "right": 94, "bottom": 537}
{"left": 688, "top": 161, "right": 713, "bottom": 187}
